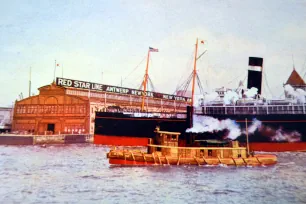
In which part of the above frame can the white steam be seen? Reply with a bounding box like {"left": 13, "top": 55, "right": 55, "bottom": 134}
{"left": 223, "top": 91, "right": 239, "bottom": 105}
{"left": 221, "top": 119, "right": 241, "bottom": 139}
{"left": 223, "top": 87, "right": 258, "bottom": 105}
{"left": 201, "top": 92, "right": 219, "bottom": 105}
{"left": 271, "top": 129, "right": 301, "bottom": 142}
{"left": 284, "top": 84, "right": 296, "bottom": 96}
{"left": 245, "top": 119, "right": 302, "bottom": 142}
{"left": 193, "top": 95, "right": 203, "bottom": 107}
{"left": 186, "top": 115, "right": 241, "bottom": 140}
{"left": 197, "top": 86, "right": 261, "bottom": 106}
{"left": 186, "top": 116, "right": 301, "bottom": 142}
{"left": 296, "top": 89, "right": 306, "bottom": 103}
{"left": 246, "top": 119, "right": 262, "bottom": 134}
{"left": 284, "top": 84, "right": 306, "bottom": 104}
{"left": 244, "top": 87, "right": 258, "bottom": 98}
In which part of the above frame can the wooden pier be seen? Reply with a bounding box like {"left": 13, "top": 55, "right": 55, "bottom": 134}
{"left": 0, "top": 134, "right": 93, "bottom": 145}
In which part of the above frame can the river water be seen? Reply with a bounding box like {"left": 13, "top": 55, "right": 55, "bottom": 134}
{"left": 0, "top": 144, "right": 305, "bottom": 204}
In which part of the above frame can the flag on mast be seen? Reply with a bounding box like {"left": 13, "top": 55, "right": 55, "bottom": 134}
{"left": 149, "top": 47, "right": 159, "bottom": 52}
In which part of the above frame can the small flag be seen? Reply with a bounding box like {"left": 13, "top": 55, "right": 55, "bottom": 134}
{"left": 149, "top": 47, "right": 159, "bottom": 52}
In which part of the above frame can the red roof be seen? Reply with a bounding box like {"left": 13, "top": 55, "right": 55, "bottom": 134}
{"left": 285, "top": 69, "right": 306, "bottom": 86}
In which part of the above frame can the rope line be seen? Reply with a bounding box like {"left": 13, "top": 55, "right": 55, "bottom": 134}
{"left": 121, "top": 55, "right": 146, "bottom": 85}
{"left": 263, "top": 70, "right": 274, "bottom": 98}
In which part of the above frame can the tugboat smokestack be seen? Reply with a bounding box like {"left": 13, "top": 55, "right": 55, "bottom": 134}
{"left": 187, "top": 106, "right": 194, "bottom": 128}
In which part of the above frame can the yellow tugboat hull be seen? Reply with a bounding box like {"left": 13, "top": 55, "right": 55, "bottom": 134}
{"left": 107, "top": 150, "right": 277, "bottom": 166}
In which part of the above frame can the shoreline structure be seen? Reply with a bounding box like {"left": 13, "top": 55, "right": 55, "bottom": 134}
{"left": 0, "top": 133, "right": 93, "bottom": 145}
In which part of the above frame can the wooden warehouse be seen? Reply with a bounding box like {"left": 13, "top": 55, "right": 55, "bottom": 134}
{"left": 12, "top": 77, "right": 191, "bottom": 135}
{"left": 12, "top": 82, "right": 90, "bottom": 135}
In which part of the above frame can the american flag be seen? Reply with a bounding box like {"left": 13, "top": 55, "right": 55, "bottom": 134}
{"left": 149, "top": 47, "right": 159, "bottom": 52}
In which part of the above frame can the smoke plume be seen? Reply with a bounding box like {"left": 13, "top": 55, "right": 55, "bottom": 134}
{"left": 270, "top": 128, "right": 301, "bottom": 142}
{"left": 223, "top": 87, "right": 258, "bottom": 105}
{"left": 295, "top": 88, "right": 306, "bottom": 103}
{"left": 246, "top": 119, "right": 262, "bottom": 134}
{"left": 186, "top": 116, "right": 301, "bottom": 142}
{"left": 202, "top": 92, "right": 219, "bottom": 105}
{"left": 284, "top": 84, "right": 306, "bottom": 104}
{"left": 186, "top": 115, "right": 241, "bottom": 140}
{"left": 244, "top": 87, "right": 258, "bottom": 98}
{"left": 223, "top": 90, "right": 239, "bottom": 105}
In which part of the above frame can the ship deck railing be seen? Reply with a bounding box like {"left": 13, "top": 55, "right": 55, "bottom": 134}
{"left": 196, "top": 104, "right": 306, "bottom": 115}
{"left": 147, "top": 144, "right": 247, "bottom": 159}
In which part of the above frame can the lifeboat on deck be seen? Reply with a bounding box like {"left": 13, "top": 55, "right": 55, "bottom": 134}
{"left": 106, "top": 130, "right": 277, "bottom": 166}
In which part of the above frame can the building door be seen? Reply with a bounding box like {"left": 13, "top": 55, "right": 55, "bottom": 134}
{"left": 47, "top": 124, "right": 55, "bottom": 133}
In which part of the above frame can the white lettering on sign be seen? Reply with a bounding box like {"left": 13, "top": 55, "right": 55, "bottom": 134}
{"left": 58, "top": 78, "right": 72, "bottom": 86}
{"left": 105, "top": 86, "right": 129, "bottom": 94}
{"left": 74, "top": 81, "right": 90, "bottom": 89}
{"left": 174, "top": 96, "right": 186, "bottom": 101}
{"left": 163, "top": 95, "right": 173, "bottom": 100}
{"left": 73, "top": 81, "right": 79, "bottom": 88}
{"left": 131, "top": 90, "right": 142, "bottom": 96}
{"left": 91, "top": 83, "right": 103, "bottom": 91}
{"left": 131, "top": 90, "right": 153, "bottom": 97}
{"left": 57, "top": 78, "right": 64, "bottom": 85}
{"left": 56, "top": 77, "right": 191, "bottom": 102}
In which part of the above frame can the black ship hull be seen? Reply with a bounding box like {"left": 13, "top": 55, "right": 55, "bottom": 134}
{"left": 94, "top": 112, "right": 306, "bottom": 151}
{"left": 193, "top": 113, "right": 306, "bottom": 151}
{"left": 94, "top": 112, "right": 188, "bottom": 146}
{"left": 200, "top": 114, "right": 306, "bottom": 142}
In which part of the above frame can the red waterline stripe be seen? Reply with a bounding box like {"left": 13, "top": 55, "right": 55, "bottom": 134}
{"left": 94, "top": 135, "right": 149, "bottom": 146}
{"left": 250, "top": 142, "right": 306, "bottom": 152}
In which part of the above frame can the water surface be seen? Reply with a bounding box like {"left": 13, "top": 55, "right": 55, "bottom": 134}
{"left": 0, "top": 145, "right": 305, "bottom": 204}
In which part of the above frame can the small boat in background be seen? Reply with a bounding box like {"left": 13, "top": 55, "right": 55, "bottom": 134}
{"left": 106, "top": 129, "right": 277, "bottom": 166}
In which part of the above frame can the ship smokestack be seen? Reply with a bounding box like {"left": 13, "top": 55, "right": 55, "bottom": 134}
{"left": 247, "top": 57, "right": 263, "bottom": 95}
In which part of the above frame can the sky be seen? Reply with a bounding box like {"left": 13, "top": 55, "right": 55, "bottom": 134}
{"left": 1, "top": 0, "right": 306, "bottom": 106}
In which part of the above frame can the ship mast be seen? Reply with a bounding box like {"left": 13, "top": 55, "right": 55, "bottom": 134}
{"left": 141, "top": 49, "right": 151, "bottom": 111}
{"left": 141, "top": 47, "right": 158, "bottom": 111}
{"left": 191, "top": 38, "right": 199, "bottom": 107}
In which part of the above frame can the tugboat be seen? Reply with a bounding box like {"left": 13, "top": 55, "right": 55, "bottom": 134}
{"left": 106, "top": 127, "right": 277, "bottom": 166}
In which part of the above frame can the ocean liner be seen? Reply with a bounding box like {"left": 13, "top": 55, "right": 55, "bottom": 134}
{"left": 94, "top": 40, "right": 306, "bottom": 151}
{"left": 192, "top": 56, "right": 306, "bottom": 152}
